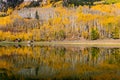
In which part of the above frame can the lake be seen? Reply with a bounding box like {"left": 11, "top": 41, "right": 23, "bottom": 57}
{"left": 0, "top": 45, "right": 120, "bottom": 80}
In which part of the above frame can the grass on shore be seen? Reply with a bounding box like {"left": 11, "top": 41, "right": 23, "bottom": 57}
{"left": 0, "top": 40, "right": 120, "bottom": 47}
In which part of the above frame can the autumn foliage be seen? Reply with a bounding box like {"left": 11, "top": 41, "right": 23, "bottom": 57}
{"left": 0, "top": 2, "right": 120, "bottom": 41}
{"left": 0, "top": 46, "right": 120, "bottom": 79}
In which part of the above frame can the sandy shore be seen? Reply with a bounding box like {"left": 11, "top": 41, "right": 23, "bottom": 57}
{"left": 0, "top": 39, "right": 120, "bottom": 47}
{"left": 33, "top": 39, "right": 120, "bottom": 47}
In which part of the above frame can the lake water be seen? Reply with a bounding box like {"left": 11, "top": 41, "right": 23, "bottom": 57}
{"left": 0, "top": 45, "right": 120, "bottom": 80}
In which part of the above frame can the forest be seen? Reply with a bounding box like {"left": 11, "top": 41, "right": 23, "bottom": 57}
{"left": 0, "top": 0, "right": 120, "bottom": 41}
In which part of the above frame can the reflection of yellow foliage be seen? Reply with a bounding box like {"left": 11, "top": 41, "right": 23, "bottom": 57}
{"left": 94, "top": 73, "right": 120, "bottom": 80}
{"left": 99, "top": 63, "right": 119, "bottom": 70}
{"left": 0, "top": 47, "right": 33, "bottom": 56}
{"left": 0, "top": 60, "right": 13, "bottom": 69}
{"left": 0, "top": 46, "right": 120, "bottom": 79}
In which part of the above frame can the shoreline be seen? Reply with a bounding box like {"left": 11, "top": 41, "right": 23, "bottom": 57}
{"left": 0, "top": 39, "right": 120, "bottom": 47}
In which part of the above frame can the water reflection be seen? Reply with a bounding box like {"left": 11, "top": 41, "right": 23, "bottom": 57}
{"left": 0, "top": 45, "right": 120, "bottom": 80}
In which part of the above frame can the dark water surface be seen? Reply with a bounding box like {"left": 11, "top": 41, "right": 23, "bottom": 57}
{"left": 0, "top": 45, "right": 120, "bottom": 80}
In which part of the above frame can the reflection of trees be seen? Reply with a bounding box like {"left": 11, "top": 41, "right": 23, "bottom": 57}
{"left": 0, "top": 46, "right": 120, "bottom": 67}
{"left": 0, "top": 46, "right": 120, "bottom": 79}
{"left": 108, "top": 48, "right": 120, "bottom": 64}
{"left": 90, "top": 47, "right": 100, "bottom": 65}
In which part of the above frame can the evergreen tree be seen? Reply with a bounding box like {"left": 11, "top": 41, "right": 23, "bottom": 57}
{"left": 91, "top": 28, "right": 99, "bottom": 40}
{"left": 35, "top": 11, "right": 39, "bottom": 20}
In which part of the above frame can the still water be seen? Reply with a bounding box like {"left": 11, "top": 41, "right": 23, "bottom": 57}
{"left": 0, "top": 45, "right": 120, "bottom": 80}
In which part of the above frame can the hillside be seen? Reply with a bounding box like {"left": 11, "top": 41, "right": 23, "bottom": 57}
{"left": 0, "top": 0, "right": 120, "bottom": 41}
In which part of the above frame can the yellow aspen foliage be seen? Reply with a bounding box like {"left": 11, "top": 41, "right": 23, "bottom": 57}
{"left": 55, "top": 7, "right": 67, "bottom": 16}
{"left": 0, "top": 30, "right": 4, "bottom": 40}
{"left": 62, "top": 17, "right": 70, "bottom": 25}
{"left": 32, "top": 29, "right": 41, "bottom": 41}
{"left": 116, "top": 3, "right": 120, "bottom": 8}
{"left": 42, "top": 4, "right": 53, "bottom": 8}
{"left": 92, "top": 3, "right": 120, "bottom": 15}
{"left": 53, "top": 17, "right": 62, "bottom": 24}
{"left": 23, "top": 33, "right": 29, "bottom": 40}
{"left": 17, "top": 33, "right": 24, "bottom": 40}
{"left": 53, "top": 1, "right": 63, "bottom": 7}
{"left": 101, "top": 16, "right": 118, "bottom": 26}
{"left": 0, "top": 16, "right": 11, "bottom": 26}
{"left": 0, "top": 14, "right": 21, "bottom": 26}
{"left": 16, "top": 2, "right": 31, "bottom": 10}
{"left": 27, "top": 32, "right": 33, "bottom": 40}
{"left": 77, "top": 13, "right": 98, "bottom": 23}
{"left": 82, "top": 31, "right": 89, "bottom": 39}
{"left": 7, "top": 8, "right": 13, "bottom": 15}
{"left": 1, "top": 2, "right": 120, "bottom": 41}
{"left": 10, "top": 35, "right": 16, "bottom": 41}
{"left": 5, "top": 31, "right": 11, "bottom": 41}
{"left": 76, "top": 13, "right": 84, "bottom": 22}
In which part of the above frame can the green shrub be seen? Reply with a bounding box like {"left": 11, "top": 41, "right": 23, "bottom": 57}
{"left": 112, "top": 27, "right": 120, "bottom": 39}
{"left": 90, "top": 28, "right": 99, "bottom": 40}
{"left": 56, "top": 30, "right": 66, "bottom": 40}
